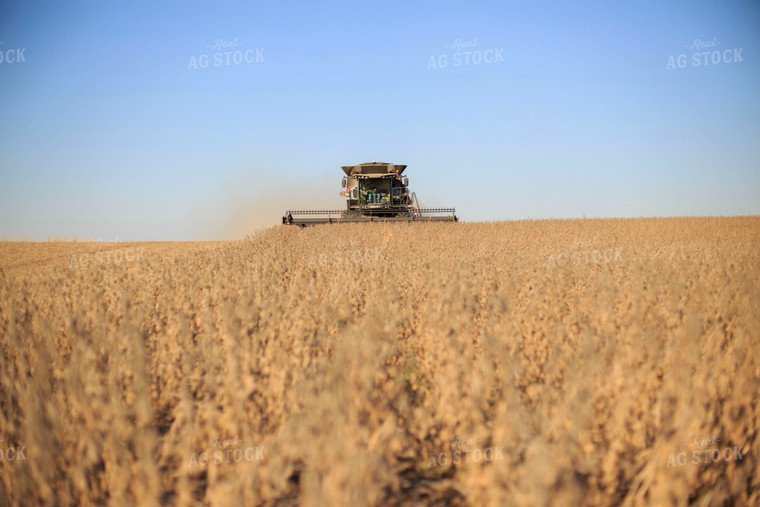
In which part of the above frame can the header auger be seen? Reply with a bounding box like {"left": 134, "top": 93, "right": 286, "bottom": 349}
{"left": 282, "top": 162, "right": 458, "bottom": 226}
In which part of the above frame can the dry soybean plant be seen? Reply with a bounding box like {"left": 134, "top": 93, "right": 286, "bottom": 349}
{"left": 0, "top": 217, "right": 758, "bottom": 505}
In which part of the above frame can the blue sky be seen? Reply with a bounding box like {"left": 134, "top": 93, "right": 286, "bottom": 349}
{"left": 1, "top": 0, "right": 758, "bottom": 240}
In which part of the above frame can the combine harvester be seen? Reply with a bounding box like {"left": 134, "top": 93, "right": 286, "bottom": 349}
{"left": 282, "top": 162, "right": 457, "bottom": 226}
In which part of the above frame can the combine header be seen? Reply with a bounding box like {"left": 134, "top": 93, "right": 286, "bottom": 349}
{"left": 282, "top": 162, "right": 457, "bottom": 226}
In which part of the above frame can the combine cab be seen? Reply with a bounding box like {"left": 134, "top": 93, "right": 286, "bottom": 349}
{"left": 282, "top": 162, "right": 457, "bottom": 226}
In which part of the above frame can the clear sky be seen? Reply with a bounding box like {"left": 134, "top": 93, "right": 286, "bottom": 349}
{"left": 1, "top": 0, "right": 758, "bottom": 240}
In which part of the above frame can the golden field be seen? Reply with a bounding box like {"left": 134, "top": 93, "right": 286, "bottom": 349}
{"left": 0, "top": 217, "right": 758, "bottom": 506}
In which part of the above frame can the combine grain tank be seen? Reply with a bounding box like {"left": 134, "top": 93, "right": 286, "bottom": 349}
{"left": 282, "top": 162, "right": 457, "bottom": 226}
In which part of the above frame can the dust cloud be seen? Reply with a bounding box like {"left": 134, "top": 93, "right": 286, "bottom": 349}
{"left": 192, "top": 169, "right": 343, "bottom": 240}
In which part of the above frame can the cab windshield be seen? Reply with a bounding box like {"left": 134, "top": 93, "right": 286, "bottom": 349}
{"left": 359, "top": 179, "right": 391, "bottom": 205}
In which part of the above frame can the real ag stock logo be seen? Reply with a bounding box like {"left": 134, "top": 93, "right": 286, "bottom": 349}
{"left": 69, "top": 244, "right": 146, "bottom": 268}
{"left": 188, "top": 435, "right": 265, "bottom": 467}
{"left": 0, "top": 42, "right": 26, "bottom": 64}
{"left": 0, "top": 440, "right": 26, "bottom": 463}
{"left": 188, "top": 37, "right": 264, "bottom": 70}
{"left": 666, "top": 37, "right": 743, "bottom": 70}
{"left": 307, "top": 238, "right": 383, "bottom": 268}
{"left": 427, "top": 37, "right": 504, "bottom": 70}
{"left": 428, "top": 436, "right": 505, "bottom": 467}
{"left": 546, "top": 237, "right": 622, "bottom": 270}
{"left": 666, "top": 436, "right": 745, "bottom": 467}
